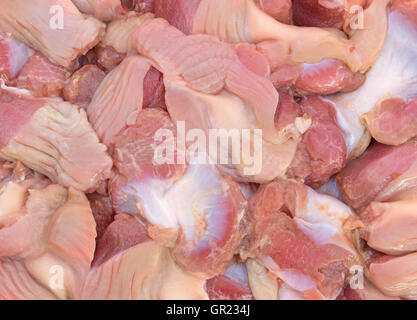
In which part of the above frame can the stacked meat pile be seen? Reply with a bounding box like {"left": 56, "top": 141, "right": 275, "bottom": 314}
{"left": 0, "top": 0, "right": 416, "bottom": 300}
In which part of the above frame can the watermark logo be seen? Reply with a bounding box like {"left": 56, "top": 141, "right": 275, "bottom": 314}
{"left": 49, "top": 5, "right": 64, "bottom": 30}
{"left": 153, "top": 121, "right": 263, "bottom": 176}
{"left": 349, "top": 5, "right": 364, "bottom": 30}
{"left": 49, "top": 265, "right": 65, "bottom": 291}
{"left": 349, "top": 265, "right": 364, "bottom": 290}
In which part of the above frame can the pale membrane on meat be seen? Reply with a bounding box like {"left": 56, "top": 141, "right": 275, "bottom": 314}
{"left": 0, "top": 0, "right": 105, "bottom": 68}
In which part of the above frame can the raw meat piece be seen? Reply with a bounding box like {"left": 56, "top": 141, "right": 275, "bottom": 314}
{"left": 142, "top": 66, "right": 165, "bottom": 109}
{"left": 244, "top": 179, "right": 362, "bottom": 299}
{"left": 162, "top": 0, "right": 389, "bottom": 73}
{"left": 92, "top": 213, "right": 149, "bottom": 267}
{"left": 0, "top": 0, "right": 105, "bottom": 68}
{"left": 132, "top": 18, "right": 307, "bottom": 182}
{"left": 362, "top": 97, "right": 417, "bottom": 146}
{"left": 0, "top": 30, "right": 29, "bottom": 81}
{"left": 110, "top": 108, "right": 247, "bottom": 277}
{"left": 16, "top": 52, "right": 70, "bottom": 97}
{"left": 360, "top": 199, "right": 417, "bottom": 255}
{"left": 329, "top": 1, "right": 417, "bottom": 153}
{"left": 0, "top": 169, "right": 96, "bottom": 299}
{"left": 366, "top": 253, "right": 417, "bottom": 299}
{"left": 206, "top": 263, "right": 254, "bottom": 300}
{"left": 87, "top": 56, "right": 153, "bottom": 146}
{"left": 255, "top": 0, "right": 292, "bottom": 24}
{"left": 82, "top": 214, "right": 208, "bottom": 300}
{"left": 63, "top": 64, "right": 106, "bottom": 107}
{"left": 336, "top": 140, "right": 417, "bottom": 210}
{"left": 287, "top": 95, "right": 347, "bottom": 188}
{"left": 294, "top": 59, "right": 366, "bottom": 96}
{"left": 0, "top": 84, "right": 112, "bottom": 192}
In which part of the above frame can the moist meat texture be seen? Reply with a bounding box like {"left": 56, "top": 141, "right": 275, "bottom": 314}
{"left": 0, "top": 0, "right": 416, "bottom": 300}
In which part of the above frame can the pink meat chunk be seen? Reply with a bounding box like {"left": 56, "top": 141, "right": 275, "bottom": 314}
{"left": 287, "top": 95, "right": 347, "bottom": 188}
{"left": 363, "top": 97, "right": 417, "bottom": 146}
{"left": 295, "top": 59, "right": 366, "bottom": 96}
{"left": 63, "top": 64, "right": 106, "bottom": 107}
{"left": 16, "top": 53, "right": 70, "bottom": 97}
{"left": 245, "top": 179, "right": 361, "bottom": 299}
{"left": 336, "top": 140, "right": 417, "bottom": 210}
{"left": 0, "top": 85, "right": 112, "bottom": 192}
